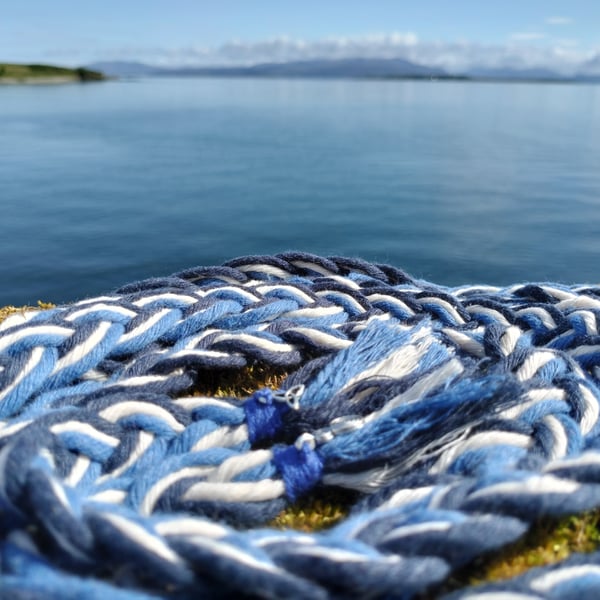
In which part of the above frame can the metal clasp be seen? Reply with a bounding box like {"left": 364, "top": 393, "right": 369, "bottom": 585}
{"left": 272, "top": 384, "right": 305, "bottom": 410}
{"left": 255, "top": 384, "right": 305, "bottom": 410}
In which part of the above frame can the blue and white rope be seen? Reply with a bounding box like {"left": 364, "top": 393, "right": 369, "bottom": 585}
{"left": 2, "top": 252, "right": 600, "bottom": 598}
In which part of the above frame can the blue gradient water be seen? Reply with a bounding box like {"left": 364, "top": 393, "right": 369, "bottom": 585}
{"left": 1, "top": 77, "right": 599, "bottom": 305}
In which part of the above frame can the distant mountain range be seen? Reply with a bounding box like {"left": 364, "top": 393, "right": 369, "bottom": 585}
{"left": 88, "top": 58, "right": 600, "bottom": 83}
{"left": 88, "top": 58, "right": 450, "bottom": 79}
{"left": 88, "top": 61, "right": 158, "bottom": 77}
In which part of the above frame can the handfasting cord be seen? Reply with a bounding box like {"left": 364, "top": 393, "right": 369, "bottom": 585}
{"left": 2, "top": 252, "right": 600, "bottom": 599}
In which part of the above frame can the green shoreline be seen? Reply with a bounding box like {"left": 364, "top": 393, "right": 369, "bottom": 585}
{"left": 0, "top": 63, "right": 106, "bottom": 84}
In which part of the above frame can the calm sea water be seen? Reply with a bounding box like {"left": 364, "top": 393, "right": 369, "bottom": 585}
{"left": 1, "top": 77, "right": 599, "bottom": 306}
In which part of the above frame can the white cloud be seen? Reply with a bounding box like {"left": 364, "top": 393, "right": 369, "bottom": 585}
{"left": 555, "top": 39, "right": 579, "bottom": 48}
{"left": 154, "top": 33, "right": 420, "bottom": 67}
{"left": 546, "top": 16, "right": 572, "bottom": 26}
{"left": 79, "top": 33, "right": 600, "bottom": 77}
{"left": 509, "top": 32, "right": 546, "bottom": 42}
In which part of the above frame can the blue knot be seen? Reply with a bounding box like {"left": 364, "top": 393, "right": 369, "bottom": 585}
{"left": 244, "top": 388, "right": 289, "bottom": 444}
{"left": 273, "top": 437, "right": 324, "bottom": 502}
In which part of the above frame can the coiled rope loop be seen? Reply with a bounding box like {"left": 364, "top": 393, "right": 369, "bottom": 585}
{"left": 2, "top": 252, "right": 600, "bottom": 598}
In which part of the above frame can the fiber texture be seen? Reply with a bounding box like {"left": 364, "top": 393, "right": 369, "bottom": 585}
{"left": 2, "top": 252, "right": 600, "bottom": 599}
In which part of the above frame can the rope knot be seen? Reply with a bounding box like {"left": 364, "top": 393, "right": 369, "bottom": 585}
{"left": 244, "top": 385, "right": 304, "bottom": 444}
{"left": 273, "top": 435, "right": 323, "bottom": 503}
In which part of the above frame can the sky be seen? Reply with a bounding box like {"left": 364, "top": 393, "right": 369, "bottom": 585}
{"left": 2, "top": 1, "right": 600, "bottom": 74}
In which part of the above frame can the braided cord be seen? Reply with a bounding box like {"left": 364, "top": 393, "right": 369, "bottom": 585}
{"left": 2, "top": 252, "right": 600, "bottom": 598}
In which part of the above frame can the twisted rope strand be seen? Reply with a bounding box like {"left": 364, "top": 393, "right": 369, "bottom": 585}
{"left": 2, "top": 252, "right": 600, "bottom": 598}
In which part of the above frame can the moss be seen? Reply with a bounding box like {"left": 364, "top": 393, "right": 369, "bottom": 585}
{"left": 270, "top": 487, "right": 357, "bottom": 531}
{"left": 193, "top": 363, "right": 289, "bottom": 399}
{"left": 0, "top": 301, "right": 55, "bottom": 325}
{"left": 476, "top": 512, "right": 600, "bottom": 581}
{"left": 480, "top": 512, "right": 600, "bottom": 578}
{"left": 427, "top": 511, "right": 600, "bottom": 597}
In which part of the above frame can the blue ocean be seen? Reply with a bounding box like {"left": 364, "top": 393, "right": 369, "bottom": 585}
{"left": 1, "top": 77, "right": 599, "bottom": 306}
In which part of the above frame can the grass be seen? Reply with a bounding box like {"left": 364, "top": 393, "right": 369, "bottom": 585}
{"left": 0, "top": 63, "right": 105, "bottom": 81}
{"left": 2, "top": 301, "right": 600, "bottom": 595}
